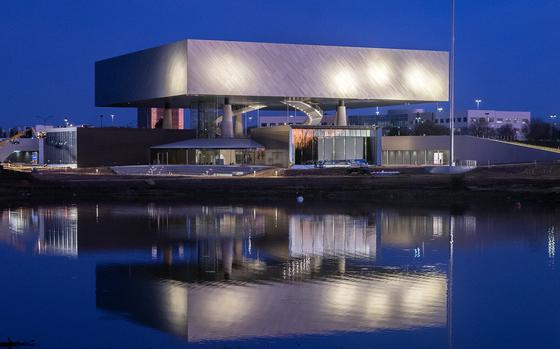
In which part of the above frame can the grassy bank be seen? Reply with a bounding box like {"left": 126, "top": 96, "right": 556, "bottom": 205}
{"left": 1, "top": 163, "right": 559, "bottom": 206}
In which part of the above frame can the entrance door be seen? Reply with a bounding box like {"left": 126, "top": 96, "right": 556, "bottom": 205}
{"left": 433, "top": 152, "right": 444, "bottom": 165}
{"left": 155, "top": 152, "right": 168, "bottom": 165}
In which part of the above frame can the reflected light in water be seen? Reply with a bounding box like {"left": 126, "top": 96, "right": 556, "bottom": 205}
{"left": 2, "top": 204, "right": 560, "bottom": 348}
{"left": 548, "top": 226, "right": 556, "bottom": 261}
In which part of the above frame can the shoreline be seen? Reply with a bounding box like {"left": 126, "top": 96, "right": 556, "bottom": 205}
{"left": 1, "top": 164, "right": 560, "bottom": 207}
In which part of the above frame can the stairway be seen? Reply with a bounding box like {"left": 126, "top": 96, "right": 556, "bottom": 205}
{"left": 281, "top": 100, "right": 323, "bottom": 125}
{"left": 214, "top": 104, "right": 267, "bottom": 136}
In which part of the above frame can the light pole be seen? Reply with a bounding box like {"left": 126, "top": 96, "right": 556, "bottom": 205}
{"left": 550, "top": 114, "right": 558, "bottom": 140}
{"left": 110, "top": 114, "right": 115, "bottom": 126}
{"left": 247, "top": 114, "right": 254, "bottom": 134}
{"left": 99, "top": 114, "right": 104, "bottom": 128}
{"left": 64, "top": 117, "right": 69, "bottom": 127}
{"left": 475, "top": 99, "right": 482, "bottom": 110}
{"left": 449, "top": 0, "right": 456, "bottom": 166}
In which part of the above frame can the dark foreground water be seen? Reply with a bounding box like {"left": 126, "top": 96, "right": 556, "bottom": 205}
{"left": 0, "top": 202, "right": 559, "bottom": 349}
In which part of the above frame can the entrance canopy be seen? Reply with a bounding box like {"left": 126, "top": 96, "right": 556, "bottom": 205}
{"left": 95, "top": 39, "right": 449, "bottom": 110}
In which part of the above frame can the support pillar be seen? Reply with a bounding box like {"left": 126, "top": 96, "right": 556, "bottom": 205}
{"left": 222, "top": 237, "right": 233, "bottom": 279}
{"left": 163, "top": 246, "right": 173, "bottom": 266}
{"left": 221, "top": 99, "right": 234, "bottom": 138}
{"left": 234, "top": 112, "right": 244, "bottom": 138}
{"left": 163, "top": 108, "right": 173, "bottom": 129}
{"left": 335, "top": 100, "right": 347, "bottom": 126}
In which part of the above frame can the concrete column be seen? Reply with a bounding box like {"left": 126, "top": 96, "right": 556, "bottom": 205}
{"left": 163, "top": 246, "right": 173, "bottom": 266}
{"left": 375, "top": 127, "right": 383, "bottom": 166}
{"left": 221, "top": 100, "right": 234, "bottom": 138}
{"left": 338, "top": 256, "right": 346, "bottom": 274}
{"left": 222, "top": 237, "right": 234, "bottom": 279}
{"left": 234, "top": 238, "right": 243, "bottom": 264}
{"left": 162, "top": 108, "right": 173, "bottom": 129}
{"left": 335, "top": 100, "right": 347, "bottom": 126}
{"left": 234, "top": 112, "right": 244, "bottom": 138}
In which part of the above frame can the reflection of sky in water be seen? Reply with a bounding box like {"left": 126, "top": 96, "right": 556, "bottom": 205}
{"left": 0, "top": 204, "right": 559, "bottom": 349}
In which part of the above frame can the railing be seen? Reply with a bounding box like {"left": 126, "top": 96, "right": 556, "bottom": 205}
{"left": 456, "top": 160, "right": 477, "bottom": 167}
{"left": 214, "top": 104, "right": 267, "bottom": 136}
{"left": 281, "top": 100, "right": 323, "bottom": 125}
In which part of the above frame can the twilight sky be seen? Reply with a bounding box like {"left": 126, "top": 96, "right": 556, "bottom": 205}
{"left": 1, "top": 0, "right": 558, "bottom": 129}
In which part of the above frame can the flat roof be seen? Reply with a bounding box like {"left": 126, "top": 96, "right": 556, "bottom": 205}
{"left": 96, "top": 39, "right": 449, "bottom": 109}
{"left": 152, "top": 138, "right": 265, "bottom": 150}
{"left": 293, "top": 125, "right": 377, "bottom": 130}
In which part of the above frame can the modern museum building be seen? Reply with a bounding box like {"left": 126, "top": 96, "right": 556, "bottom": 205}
{"left": 93, "top": 38, "right": 449, "bottom": 167}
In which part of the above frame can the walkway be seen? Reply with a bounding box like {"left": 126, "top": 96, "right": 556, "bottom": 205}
{"left": 111, "top": 164, "right": 271, "bottom": 177}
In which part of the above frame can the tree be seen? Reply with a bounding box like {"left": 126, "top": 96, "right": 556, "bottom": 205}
{"left": 496, "top": 124, "right": 516, "bottom": 140}
{"left": 386, "top": 127, "right": 410, "bottom": 136}
{"left": 467, "top": 119, "right": 495, "bottom": 138}
{"left": 411, "top": 120, "right": 449, "bottom": 136}
{"left": 526, "top": 120, "right": 551, "bottom": 141}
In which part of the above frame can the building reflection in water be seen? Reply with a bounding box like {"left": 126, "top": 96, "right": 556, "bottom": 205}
{"left": 92, "top": 206, "right": 451, "bottom": 342}
{"left": 10, "top": 204, "right": 554, "bottom": 343}
{"left": 0, "top": 207, "right": 78, "bottom": 256}
{"left": 0, "top": 205, "right": 455, "bottom": 341}
{"left": 289, "top": 214, "right": 377, "bottom": 259}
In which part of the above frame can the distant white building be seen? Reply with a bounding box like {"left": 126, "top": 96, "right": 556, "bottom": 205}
{"left": 434, "top": 110, "right": 531, "bottom": 140}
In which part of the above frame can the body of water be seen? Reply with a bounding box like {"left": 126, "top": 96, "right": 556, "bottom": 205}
{"left": 0, "top": 203, "right": 558, "bottom": 348}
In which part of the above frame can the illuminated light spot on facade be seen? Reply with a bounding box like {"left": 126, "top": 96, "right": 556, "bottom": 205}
{"left": 333, "top": 68, "right": 359, "bottom": 97}
{"left": 368, "top": 61, "right": 393, "bottom": 86}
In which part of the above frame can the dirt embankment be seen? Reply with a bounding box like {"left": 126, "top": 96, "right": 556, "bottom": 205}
{"left": 1, "top": 163, "right": 559, "bottom": 206}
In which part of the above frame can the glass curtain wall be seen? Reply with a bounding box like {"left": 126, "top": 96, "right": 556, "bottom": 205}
{"left": 190, "top": 102, "right": 219, "bottom": 139}
{"left": 44, "top": 130, "right": 77, "bottom": 165}
{"left": 382, "top": 150, "right": 449, "bottom": 166}
{"left": 151, "top": 149, "right": 262, "bottom": 165}
{"left": 292, "top": 128, "right": 374, "bottom": 165}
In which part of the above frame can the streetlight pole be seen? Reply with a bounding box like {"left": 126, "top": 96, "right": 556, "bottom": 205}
{"left": 449, "top": 0, "right": 456, "bottom": 167}
{"left": 99, "top": 115, "right": 104, "bottom": 128}
{"left": 110, "top": 114, "right": 115, "bottom": 126}
{"left": 475, "top": 99, "right": 482, "bottom": 110}
{"left": 550, "top": 114, "right": 558, "bottom": 140}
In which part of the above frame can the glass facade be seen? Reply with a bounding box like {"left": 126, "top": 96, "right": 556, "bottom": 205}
{"left": 5, "top": 151, "right": 38, "bottom": 164}
{"left": 189, "top": 102, "right": 219, "bottom": 139}
{"left": 44, "top": 130, "right": 77, "bottom": 165}
{"left": 382, "top": 150, "right": 449, "bottom": 166}
{"left": 292, "top": 128, "right": 375, "bottom": 165}
{"left": 151, "top": 149, "right": 264, "bottom": 165}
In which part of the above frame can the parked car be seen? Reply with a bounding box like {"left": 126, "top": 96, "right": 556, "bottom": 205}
{"left": 348, "top": 159, "right": 369, "bottom": 168}
{"left": 322, "top": 160, "right": 350, "bottom": 168}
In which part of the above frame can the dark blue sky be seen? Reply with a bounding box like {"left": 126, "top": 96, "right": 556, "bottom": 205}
{"left": 1, "top": 0, "right": 558, "bottom": 129}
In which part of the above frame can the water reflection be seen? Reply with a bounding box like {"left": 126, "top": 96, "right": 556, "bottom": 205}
{"left": 0, "top": 204, "right": 558, "bottom": 347}
{"left": 1, "top": 207, "right": 78, "bottom": 256}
